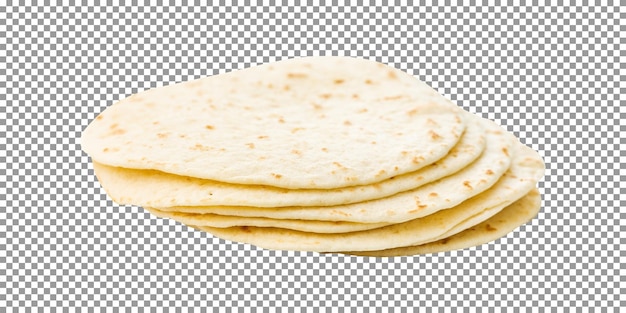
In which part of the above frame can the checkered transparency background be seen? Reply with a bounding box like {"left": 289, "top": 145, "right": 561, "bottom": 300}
{"left": 0, "top": 2, "right": 624, "bottom": 310}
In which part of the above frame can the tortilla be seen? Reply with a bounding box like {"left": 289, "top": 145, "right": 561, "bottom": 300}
{"left": 93, "top": 118, "right": 485, "bottom": 207}
{"left": 82, "top": 56, "right": 466, "bottom": 189}
{"left": 147, "top": 208, "right": 391, "bottom": 233}
{"left": 345, "top": 188, "right": 541, "bottom": 256}
{"left": 192, "top": 143, "right": 544, "bottom": 252}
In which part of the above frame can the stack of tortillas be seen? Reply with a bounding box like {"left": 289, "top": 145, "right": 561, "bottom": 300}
{"left": 81, "top": 56, "right": 544, "bottom": 256}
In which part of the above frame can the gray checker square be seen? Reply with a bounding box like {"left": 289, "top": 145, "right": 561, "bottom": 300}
{"left": 0, "top": 2, "right": 624, "bottom": 311}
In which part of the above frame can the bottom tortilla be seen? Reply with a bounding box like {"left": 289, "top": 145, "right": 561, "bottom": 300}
{"left": 342, "top": 188, "right": 541, "bottom": 257}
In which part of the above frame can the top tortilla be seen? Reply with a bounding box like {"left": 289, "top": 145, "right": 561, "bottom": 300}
{"left": 92, "top": 118, "right": 485, "bottom": 208}
{"left": 81, "top": 56, "right": 466, "bottom": 189}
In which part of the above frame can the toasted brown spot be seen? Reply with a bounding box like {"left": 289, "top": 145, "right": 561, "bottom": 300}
{"left": 344, "top": 176, "right": 357, "bottom": 182}
{"left": 426, "top": 118, "right": 438, "bottom": 126}
{"left": 486, "top": 130, "right": 503, "bottom": 135}
{"left": 418, "top": 204, "right": 427, "bottom": 209}
{"left": 311, "top": 103, "right": 323, "bottom": 110}
{"left": 157, "top": 133, "right": 168, "bottom": 138}
{"left": 358, "top": 108, "right": 368, "bottom": 113}
{"left": 429, "top": 192, "right": 438, "bottom": 197}
{"left": 258, "top": 135, "right": 269, "bottom": 139}
{"left": 383, "top": 95, "right": 403, "bottom": 101}
{"left": 343, "top": 120, "right": 352, "bottom": 126}
{"left": 387, "top": 70, "right": 397, "bottom": 79}
{"left": 291, "top": 149, "right": 301, "bottom": 155}
{"left": 287, "top": 72, "right": 307, "bottom": 78}
{"left": 283, "top": 85, "right": 291, "bottom": 91}
{"left": 401, "top": 151, "right": 409, "bottom": 156}
{"left": 246, "top": 143, "right": 255, "bottom": 149}
{"left": 445, "top": 198, "right": 451, "bottom": 202}
{"left": 278, "top": 117, "right": 285, "bottom": 123}
{"left": 485, "top": 224, "right": 497, "bottom": 232}
{"left": 191, "top": 144, "right": 212, "bottom": 151}
{"left": 394, "top": 166, "right": 399, "bottom": 171}
{"left": 386, "top": 210, "right": 395, "bottom": 216}
{"left": 103, "top": 148, "right": 109, "bottom": 152}
{"left": 321, "top": 147, "right": 328, "bottom": 152}
{"left": 320, "top": 93, "right": 332, "bottom": 99}
{"left": 412, "top": 156, "right": 425, "bottom": 164}
{"left": 463, "top": 181, "right": 473, "bottom": 189}
{"left": 241, "top": 226, "right": 251, "bottom": 233}
{"left": 486, "top": 169, "right": 494, "bottom": 175}
{"left": 332, "top": 210, "right": 350, "bottom": 217}
{"left": 96, "top": 115, "right": 104, "bottom": 120}
{"left": 267, "top": 83, "right": 274, "bottom": 89}
{"left": 502, "top": 147, "right": 509, "bottom": 156}
{"left": 440, "top": 238, "right": 450, "bottom": 245}
{"left": 291, "top": 127, "right": 304, "bottom": 134}
{"left": 334, "top": 79, "right": 345, "bottom": 84}
{"left": 333, "top": 162, "right": 344, "bottom": 168}
{"left": 110, "top": 123, "right": 119, "bottom": 129}
{"left": 179, "top": 134, "right": 186, "bottom": 138}
{"left": 371, "top": 141, "right": 377, "bottom": 145}
{"left": 352, "top": 94, "right": 359, "bottom": 99}
{"left": 110, "top": 129, "right": 126, "bottom": 135}
{"left": 480, "top": 179, "right": 487, "bottom": 184}
{"left": 408, "top": 209, "right": 420, "bottom": 214}
{"left": 152, "top": 121, "right": 160, "bottom": 125}
{"left": 376, "top": 169, "right": 386, "bottom": 177}
{"left": 429, "top": 130, "right": 442, "bottom": 140}
{"left": 271, "top": 173, "right": 282, "bottom": 179}
{"left": 365, "top": 79, "right": 373, "bottom": 84}
{"left": 407, "top": 108, "right": 419, "bottom": 116}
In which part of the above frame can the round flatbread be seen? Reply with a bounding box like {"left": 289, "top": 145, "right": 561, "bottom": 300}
{"left": 82, "top": 56, "right": 466, "bottom": 189}
{"left": 147, "top": 208, "right": 390, "bottom": 233}
{"left": 345, "top": 188, "right": 541, "bottom": 257}
{"left": 93, "top": 118, "right": 485, "bottom": 207}
{"left": 192, "top": 143, "right": 544, "bottom": 252}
